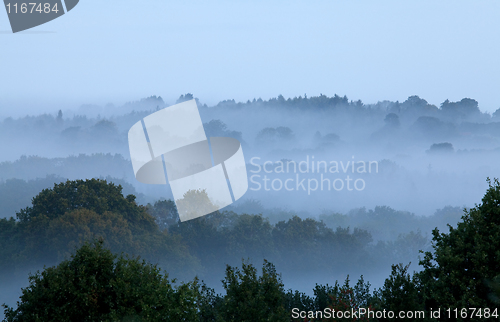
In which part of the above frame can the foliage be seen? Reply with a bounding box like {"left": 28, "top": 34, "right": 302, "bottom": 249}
{"left": 285, "top": 276, "right": 376, "bottom": 322}
{"left": 0, "top": 179, "right": 198, "bottom": 281}
{"left": 2, "top": 239, "right": 199, "bottom": 322}
{"left": 175, "top": 189, "right": 219, "bottom": 221}
{"left": 426, "top": 142, "right": 454, "bottom": 154}
{"left": 255, "top": 126, "right": 295, "bottom": 145}
{"left": 16, "top": 178, "right": 150, "bottom": 225}
{"left": 441, "top": 98, "right": 481, "bottom": 122}
{"left": 146, "top": 199, "right": 179, "bottom": 231}
{"left": 203, "top": 119, "right": 243, "bottom": 142}
{"left": 4, "top": 178, "right": 500, "bottom": 321}
{"left": 218, "top": 260, "right": 289, "bottom": 322}
{"left": 384, "top": 113, "right": 400, "bottom": 128}
{"left": 3, "top": 242, "right": 380, "bottom": 322}
{"left": 166, "top": 211, "right": 374, "bottom": 284}
{"left": 417, "top": 178, "right": 500, "bottom": 309}
{"left": 372, "top": 178, "right": 500, "bottom": 319}
{"left": 376, "top": 263, "right": 429, "bottom": 321}
{"left": 4, "top": 174, "right": 500, "bottom": 322}
{"left": 312, "top": 276, "right": 375, "bottom": 322}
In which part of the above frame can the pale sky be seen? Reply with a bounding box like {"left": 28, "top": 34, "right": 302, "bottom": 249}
{"left": 1, "top": 0, "right": 500, "bottom": 116}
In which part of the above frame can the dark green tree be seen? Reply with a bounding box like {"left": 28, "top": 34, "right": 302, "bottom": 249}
{"left": 376, "top": 263, "right": 429, "bottom": 321}
{"left": 2, "top": 239, "right": 200, "bottom": 322}
{"left": 0, "top": 179, "right": 199, "bottom": 280}
{"left": 146, "top": 199, "right": 179, "bottom": 231}
{"left": 418, "top": 178, "right": 500, "bottom": 309}
{"left": 14, "top": 179, "right": 157, "bottom": 264}
{"left": 219, "top": 260, "right": 289, "bottom": 322}
{"left": 16, "top": 178, "right": 152, "bottom": 227}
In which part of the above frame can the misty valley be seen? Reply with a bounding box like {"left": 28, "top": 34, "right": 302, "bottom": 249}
{"left": 1, "top": 93, "right": 499, "bottom": 321}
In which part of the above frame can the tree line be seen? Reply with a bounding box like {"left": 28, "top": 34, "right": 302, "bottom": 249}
{"left": 1, "top": 179, "right": 434, "bottom": 288}
{"left": 1, "top": 178, "right": 500, "bottom": 320}
{"left": 2, "top": 179, "right": 500, "bottom": 321}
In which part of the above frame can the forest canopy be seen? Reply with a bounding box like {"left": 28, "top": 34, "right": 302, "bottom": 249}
{"left": 2, "top": 178, "right": 500, "bottom": 321}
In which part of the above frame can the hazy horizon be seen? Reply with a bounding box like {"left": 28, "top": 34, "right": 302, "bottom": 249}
{"left": 2, "top": 1, "right": 500, "bottom": 117}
